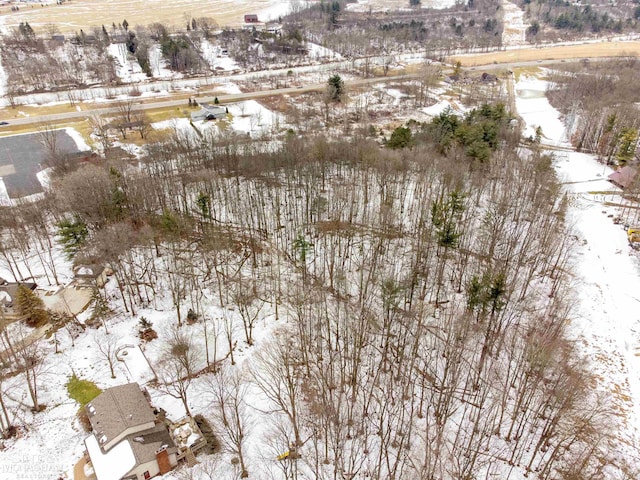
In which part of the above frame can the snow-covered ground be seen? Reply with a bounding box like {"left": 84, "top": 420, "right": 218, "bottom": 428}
{"left": 227, "top": 99, "right": 282, "bottom": 136}
{"left": 200, "top": 39, "right": 241, "bottom": 72}
{"left": 502, "top": 0, "right": 528, "bottom": 46}
{"left": 65, "top": 126, "right": 91, "bottom": 151}
{"left": 0, "top": 177, "right": 10, "bottom": 207}
{"left": 306, "top": 42, "right": 343, "bottom": 61}
{"left": 258, "top": 0, "right": 311, "bottom": 22}
{"left": 515, "top": 74, "right": 563, "bottom": 142}
{"left": 346, "top": 0, "right": 461, "bottom": 13}
{"left": 515, "top": 73, "right": 640, "bottom": 464}
{"left": 107, "top": 43, "right": 150, "bottom": 84}
{"left": 149, "top": 44, "right": 180, "bottom": 79}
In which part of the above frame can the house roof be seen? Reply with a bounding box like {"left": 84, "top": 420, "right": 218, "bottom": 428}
{"left": 608, "top": 166, "right": 637, "bottom": 189}
{"left": 86, "top": 383, "right": 156, "bottom": 450}
{"left": 85, "top": 434, "right": 136, "bottom": 480}
{"left": 0, "top": 281, "right": 37, "bottom": 307}
{"left": 198, "top": 103, "right": 226, "bottom": 115}
{"left": 73, "top": 264, "right": 104, "bottom": 278}
{"left": 127, "top": 422, "right": 177, "bottom": 468}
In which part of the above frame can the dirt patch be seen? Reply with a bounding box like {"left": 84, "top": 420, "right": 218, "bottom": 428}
{"left": 255, "top": 95, "right": 295, "bottom": 114}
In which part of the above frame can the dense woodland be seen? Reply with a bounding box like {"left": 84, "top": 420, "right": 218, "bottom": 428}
{"left": 284, "top": 0, "right": 505, "bottom": 57}
{"left": 520, "top": 0, "right": 640, "bottom": 41}
{"left": 0, "top": 93, "right": 636, "bottom": 478}
{"left": 2, "top": 2, "right": 640, "bottom": 477}
{"left": 547, "top": 58, "right": 640, "bottom": 166}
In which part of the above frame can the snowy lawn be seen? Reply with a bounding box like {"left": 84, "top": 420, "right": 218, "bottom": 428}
{"left": 227, "top": 100, "right": 282, "bottom": 136}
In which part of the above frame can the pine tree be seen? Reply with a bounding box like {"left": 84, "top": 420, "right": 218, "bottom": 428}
{"left": 101, "top": 24, "right": 109, "bottom": 42}
{"left": 57, "top": 216, "right": 88, "bottom": 259}
{"left": 15, "top": 286, "right": 48, "bottom": 328}
{"left": 616, "top": 127, "right": 638, "bottom": 166}
{"left": 431, "top": 190, "right": 466, "bottom": 248}
{"left": 327, "top": 74, "right": 344, "bottom": 101}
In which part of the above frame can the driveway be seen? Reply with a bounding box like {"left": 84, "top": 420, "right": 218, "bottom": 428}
{"left": 0, "top": 130, "right": 83, "bottom": 198}
{"left": 73, "top": 456, "right": 97, "bottom": 480}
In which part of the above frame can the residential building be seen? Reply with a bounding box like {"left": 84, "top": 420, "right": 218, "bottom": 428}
{"left": 84, "top": 383, "right": 179, "bottom": 480}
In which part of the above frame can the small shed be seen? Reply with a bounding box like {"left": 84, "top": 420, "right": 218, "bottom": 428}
{"left": 608, "top": 166, "right": 637, "bottom": 189}
{"left": 73, "top": 265, "right": 109, "bottom": 287}
{"left": 244, "top": 14, "right": 259, "bottom": 23}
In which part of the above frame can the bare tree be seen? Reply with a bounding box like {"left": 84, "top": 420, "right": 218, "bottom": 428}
{"left": 94, "top": 331, "right": 120, "bottom": 379}
{"left": 12, "top": 324, "right": 46, "bottom": 412}
{"left": 90, "top": 114, "right": 113, "bottom": 156}
{"left": 156, "top": 326, "right": 200, "bottom": 416}
{"left": 232, "top": 282, "right": 265, "bottom": 346}
{"left": 207, "top": 366, "right": 251, "bottom": 478}
{"left": 115, "top": 98, "right": 136, "bottom": 139}
{"left": 251, "top": 336, "right": 303, "bottom": 447}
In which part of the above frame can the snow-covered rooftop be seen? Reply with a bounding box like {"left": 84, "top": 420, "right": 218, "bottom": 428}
{"left": 85, "top": 434, "right": 136, "bottom": 480}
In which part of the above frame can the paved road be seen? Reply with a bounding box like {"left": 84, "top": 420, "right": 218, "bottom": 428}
{"left": 0, "top": 42, "right": 634, "bottom": 129}
{"left": 0, "top": 74, "right": 423, "bottom": 128}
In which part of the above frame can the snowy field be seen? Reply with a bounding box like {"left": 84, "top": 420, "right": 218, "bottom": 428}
{"left": 1, "top": 0, "right": 308, "bottom": 32}
{"left": 515, "top": 73, "right": 640, "bottom": 464}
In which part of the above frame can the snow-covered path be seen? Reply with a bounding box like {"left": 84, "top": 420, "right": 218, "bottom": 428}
{"left": 516, "top": 74, "right": 640, "bottom": 464}
{"left": 502, "top": 0, "right": 528, "bottom": 46}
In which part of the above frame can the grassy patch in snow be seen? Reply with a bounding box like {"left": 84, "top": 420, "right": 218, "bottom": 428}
{"left": 67, "top": 374, "right": 102, "bottom": 406}
{"left": 147, "top": 106, "right": 191, "bottom": 123}
{"left": 513, "top": 66, "right": 543, "bottom": 82}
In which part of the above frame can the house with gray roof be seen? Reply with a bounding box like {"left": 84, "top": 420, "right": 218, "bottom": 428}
{"left": 84, "top": 383, "right": 179, "bottom": 480}
{"left": 191, "top": 102, "right": 227, "bottom": 122}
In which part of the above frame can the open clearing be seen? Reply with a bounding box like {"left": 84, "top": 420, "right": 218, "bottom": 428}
{"left": 452, "top": 41, "right": 640, "bottom": 65}
{"left": 0, "top": 0, "right": 294, "bottom": 33}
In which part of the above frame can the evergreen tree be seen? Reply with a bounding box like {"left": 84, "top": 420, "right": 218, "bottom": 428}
{"left": 122, "top": 19, "right": 129, "bottom": 31}
{"left": 196, "top": 192, "right": 211, "bottom": 219}
{"left": 616, "top": 127, "right": 638, "bottom": 166}
{"left": 431, "top": 190, "right": 466, "bottom": 248}
{"left": 386, "top": 126, "right": 414, "bottom": 149}
{"left": 101, "top": 24, "right": 110, "bottom": 42}
{"left": 327, "top": 74, "right": 344, "bottom": 101}
{"left": 57, "top": 216, "right": 89, "bottom": 259}
{"left": 15, "top": 286, "right": 48, "bottom": 328}
{"left": 125, "top": 31, "right": 137, "bottom": 54}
